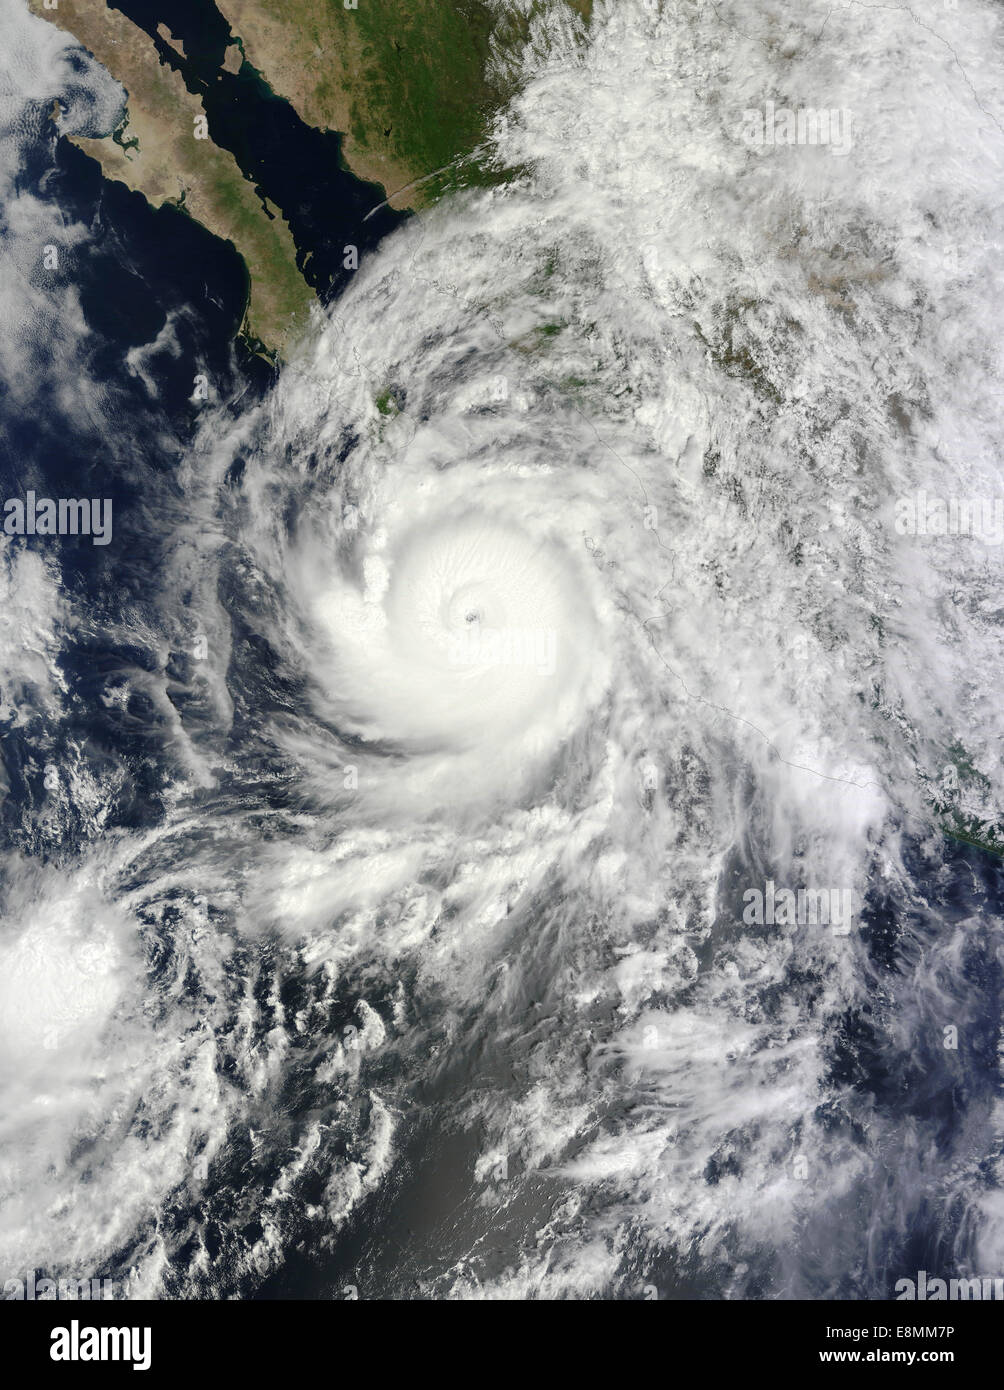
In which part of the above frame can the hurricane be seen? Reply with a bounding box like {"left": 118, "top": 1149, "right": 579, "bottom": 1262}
{"left": 1, "top": 0, "right": 1002, "bottom": 1302}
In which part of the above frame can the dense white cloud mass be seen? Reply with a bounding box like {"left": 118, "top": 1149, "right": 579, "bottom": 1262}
{"left": 1, "top": 0, "right": 1002, "bottom": 1299}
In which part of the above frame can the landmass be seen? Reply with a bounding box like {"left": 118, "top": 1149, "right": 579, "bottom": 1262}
{"left": 212, "top": 0, "right": 592, "bottom": 205}
{"left": 29, "top": 0, "right": 591, "bottom": 356}
{"left": 30, "top": 1, "right": 313, "bottom": 353}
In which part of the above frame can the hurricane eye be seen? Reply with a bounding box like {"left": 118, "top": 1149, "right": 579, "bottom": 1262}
{"left": 304, "top": 510, "right": 600, "bottom": 759}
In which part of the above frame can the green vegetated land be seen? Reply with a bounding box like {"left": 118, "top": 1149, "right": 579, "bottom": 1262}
{"left": 218, "top": 0, "right": 592, "bottom": 203}
{"left": 336, "top": 0, "right": 591, "bottom": 197}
